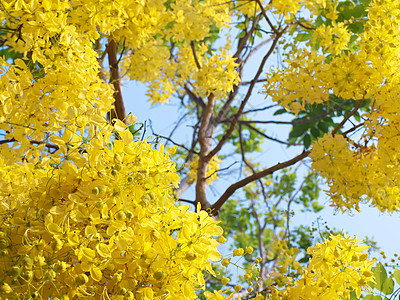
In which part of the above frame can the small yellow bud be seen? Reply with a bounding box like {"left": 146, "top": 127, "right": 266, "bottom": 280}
{"left": 218, "top": 236, "right": 227, "bottom": 244}
{"left": 75, "top": 273, "right": 89, "bottom": 286}
{"left": 153, "top": 270, "right": 165, "bottom": 281}
{"left": 221, "top": 258, "right": 231, "bottom": 267}
{"left": 245, "top": 246, "right": 254, "bottom": 254}
{"left": 234, "top": 285, "right": 242, "bottom": 292}
{"left": 233, "top": 248, "right": 244, "bottom": 256}
{"left": 221, "top": 277, "right": 229, "bottom": 285}
{"left": 0, "top": 283, "right": 12, "bottom": 294}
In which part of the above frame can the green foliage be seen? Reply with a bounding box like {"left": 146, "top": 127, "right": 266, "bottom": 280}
{"left": 278, "top": 94, "right": 371, "bottom": 148}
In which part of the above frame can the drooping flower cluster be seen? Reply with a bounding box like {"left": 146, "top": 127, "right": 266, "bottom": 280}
{"left": 265, "top": 0, "right": 400, "bottom": 214}
{"left": 0, "top": 1, "right": 225, "bottom": 298}
{"left": 284, "top": 234, "right": 375, "bottom": 299}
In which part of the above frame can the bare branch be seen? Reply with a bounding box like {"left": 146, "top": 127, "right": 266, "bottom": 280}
{"left": 242, "top": 104, "right": 278, "bottom": 114}
{"left": 0, "top": 138, "right": 59, "bottom": 151}
{"left": 244, "top": 123, "right": 302, "bottom": 146}
{"left": 243, "top": 37, "right": 274, "bottom": 66}
{"left": 196, "top": 94, "right": 217, "bottom": 210}
{"left": 190, "top": 41, "right": 201, "bottom": 69}
{"left": 207, "top": 26, "right": 288, "bottom": 161}
{"left": 211, "top": 150, "right": 310, "bottom": 215}
{"left": 177, "top": 198, "right": 196, "bottom": 205}
{"left": 176, "top": 176, "right": 192, "bottom": 197}
{"left": 240, "top": 78, "right": 269, "bottom": 85}
{"left": 332, "top": 98, "right": 364, "bottom": 135}
{"left": 233, "top": 14, "right": 262, "bottom": 59}
{"left": 256, "top": 0, "right": 278, "bottom": 34}
{"left": 184, "top": 83, "right": 205, "bottom": 109}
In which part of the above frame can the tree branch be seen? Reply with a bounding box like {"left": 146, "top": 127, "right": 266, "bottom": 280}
{"left": 190, "top": 41, "right": 201, "bottom": 69}
{"left": 211, "top": 150, "right": 310, "bottom": 215}
{"left": 0, "top": 138, "right": 59, "bottom": 151}
{"left": 196, "top": 94, "right": 216, "bottom": 210}
{"left": 332, "top": 98, "right": 364, "bottom": 135}
{"left": 184, "top": 83, "right": 205, "bottom": 109}
{"left": 233, "top": 14, "right": 262, "bottom": 59}
{"left": 243, "top": 123, "right": 302, "bottom": 146}
{"left": 256, "top": 0, "right": 278, "bottom": 34}
{"left": 207, "top": 26, "right": 288, "bottom": 162}
{"left": 107, "top": 39, "right": 126, "bottom": 123}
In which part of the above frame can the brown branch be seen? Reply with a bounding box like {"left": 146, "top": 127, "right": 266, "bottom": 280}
{"left": 296, "top": 20, "right": 315, "bottom": 31}
{"left": 0, "top": 138, "right": 59, "bottom": 150}
{"left": 242, "top": 104, "right": 278, "bottom": 114}
{"left": 207, "top": 26, "right": 288, "bottom": 162}
{"left": 177, "top": 198, "right": 196, "bottom": 205}
{"left": 215, "top": 80, "right": 240, "bottom": 125}
{"left": 107, "top": 39, "right": 126, "bottom": 123}
{"left": 240, "top": 78, "right": 269, "bottom": 85}
{"left": 256, "top": 0, "right": 278, "bottom": 34}
{"left": 342, "top": 122, "right": 364, "bottom": 136}
{"left": 190, "top": 41, "right": 201, "bottom": 69}
{"left": 233, "top": 14, "right": 262, "bottom": 59}
{"left": 184, "top": 83, "right": 205, "bottom": 109}
{"left": 211, "top": 150, "right": 310, "bottom": 215}
{"left": 332, "top": 98, "right": 364, "bottom": 135}
{"left": 176, "top": 176, "right": 191, "bottom": 197}
{"left": 195, "top": 94, "right": 216, "bottom": 210}
{"left": 243, "top": 37, "right": 274, "bottom": 66}
{"left": 211, "top": 100, "right": 366, "bottom": 215}
{"left": 243, "top": 123, "right": 302, "bottom": 146}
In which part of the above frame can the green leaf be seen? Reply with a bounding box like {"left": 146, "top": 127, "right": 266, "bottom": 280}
{"left": 363, "top": 296, "right": 382, "bottom": 300}
{"left": 315, "top": 15, "right": 324, "bottom": 27}
{"left": 374, "top": 262, "right": 387, "bottom": 291}
{"left": 349, "top": 290, "right": 357, "bottom": 300}
{"left": 303, "top": 134, "right": 311, "bottom": 149}
{"left": 348, "top": 22, "right": 364, "bottom": 34}
{"left": 352, "top": 5, "right": 366, "bottom": 18}
{"left": 296, "top": 32, "right": 311, "bottom": 41}
{"left": 393, "top": 269, "right": 400, "bottom": 285}
{"left": 317, "top": 121, "right": 330, "bottom": 133}
{"left": 237, "top": 31, "right": 246, "bottom": 38}
{"left": 273, "top": 108, "right": 287, "bottom": 116}
{"left": 310, "top": 127, "right": 320, "bottom": 139}
{"left": 289, "top": 123, "right": 309, "bottom": 139}
{"left": 235, "top": 22, "right": 246, "bottom": 29}
{"left": 349, "top": 34, "right": 358, "bottom": 44}
{"left": 382, "top": 277, "right": 394, "bottom": 294}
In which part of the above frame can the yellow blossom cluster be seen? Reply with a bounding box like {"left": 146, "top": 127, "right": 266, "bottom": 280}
{"left": 267, "top": 0, "right": 302, "bottom": 19}
{"left": 0, "top": 118, "right": 224, "bottom": 299}
{"left": 119, "top": 0, "right": 237, "bottom": 103}
{"left": 283, "top": 234, "right": 375, "bottom": 299}
{"left": 266, "top": 0, "right": 400, "bottom": 214}
{"left": 0, "top": 1, "right": 225, "bottom": 299}
{"left": 187, "top": 155, "right": 222, "bottom": 185}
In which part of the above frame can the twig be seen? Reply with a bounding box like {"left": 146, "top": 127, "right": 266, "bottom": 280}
{"left": 207, "top": 26, "right": 288, "bottom": 161}
{"left": 190, "top": 41, "right": 201, "bottom": 70}
{"left": 177, "top": 198, "right": 196, "bottom": 205}
{"left": 242, "top": 104, "right": 278, "bottom": 114}
{"left": 0, "top": 138, "right": 59, "bottom": 150}
{"left": 240, "top": 78, "right": 269, "bottom": 85}
{"left": 243, "top": 123, "right": 302, "bottom": 146}
{"left": 211, "top": 150, "right": 310, "bottom": 215}
{"left": 256, "top": 0, "right": 278, "bottom": 34}
{"left": 332, "top": 98, "right": 364, "bottom": 135}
